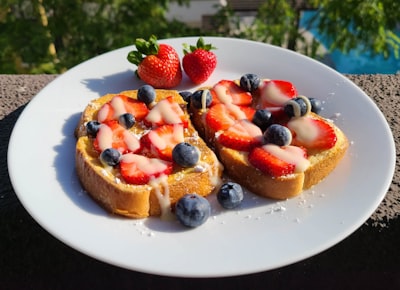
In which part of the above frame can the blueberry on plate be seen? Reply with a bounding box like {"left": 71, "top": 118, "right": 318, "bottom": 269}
{"left": 175, "top": 194, "right": 211, "bottom": 227}
{"left": 217, "top": 182, "right": 244, "bottom": 209}
{"left": 100, "top": 148, "right": 122, "bottom": 166}
{"left": 264, "top": 124, "right": 292, "bottom": 146}
{"left": 172, "top": 142, "right": 200, "bottom": 167}
{"left": 252, "top": 109, "right": 273, "bottom": 131}
{"left": 137, "top": 84, "right": 156, "bottom": 105}
{"left": 86, "top": 120, "right": 101, "bottom": 137}
{"left": 309, "top": 97, "right": 322, "bottom": 114}
{"left": 119, "top": 113, "right": 136, "bottom": 129}
{"left": 191, "top": 89, "right": 212, "bottom": 109}
{"left": 239, "top": 73, "right": 260, "bottom": 92}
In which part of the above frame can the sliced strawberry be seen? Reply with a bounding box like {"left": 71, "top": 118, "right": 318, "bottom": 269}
{"left": 205, "top": 103, "right": 255, "bottom": 132}
{"left": 93, "top": 120, "right": 141, "bottom": 154}
{"left": 97, "top": 95, "right": 149, "bottom": 123}
{"left": 256, "top": 80, "right": 297, "bottom": 117}
{"left": 248, "top": 145, "right": 308, "bottom": 177}
{"left": 288, "top": 116, "right": 337, "bottom": 150}
{"left": 145, "top": 96, "right": 188, "bottom": 128}
{"left": 218, "top": 120, "right": 263, "bottom": 151}
{"left": 120, "top": 153, "right": 173, "bottom": 185}
{"left": 212, "top": 80, "right": 252, "bottom": 106}
{"left": 141, "top": 124, "right": 184, "bottom": 161}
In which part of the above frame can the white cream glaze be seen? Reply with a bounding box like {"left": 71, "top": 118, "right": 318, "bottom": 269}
{"left": 145, "top": 98, "right": 184, "bottom": 126}
{"left": 262, "top": 144, "right": 310, "bottom": 173}
{"left": 213, "top": 83, "right": 233, "bottom": 103}
{"left": 96, "top": 124, "right": 113, "bottom": 151}
{"left": 111, "top": 95, "right": 127, "bottom": 119}
{"left": 97, "top": 95, "right": 127, "bottom": 122}
{"left": 148, "top": 124, "right": 184, "bottom": 150}
{"left": 260, "top": 82, "right": 289, "bottom": 106}
{"left": 121, "top": 153, "right": 171, "bottom": 175}
{"left": 149, "top": 175, "right": 175, "bottom": 221}
{"left": 287, "top": 116, "right": 319, "bottom": 143}
{"left": 123, "top": 130, "right": 141, "bottom": 152}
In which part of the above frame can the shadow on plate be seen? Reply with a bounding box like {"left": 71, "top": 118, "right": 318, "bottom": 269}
{"left": 53, "top": 112, "right": 108, "bottom": 217}
{"left": 81, "top": 69, "right": 199, "bottom": 96}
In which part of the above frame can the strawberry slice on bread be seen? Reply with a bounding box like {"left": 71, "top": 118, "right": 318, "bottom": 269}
{"left": 120, "top": 153, "right": 173, "bottom": 185}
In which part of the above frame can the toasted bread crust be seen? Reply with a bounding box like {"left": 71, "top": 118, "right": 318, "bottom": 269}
{"left": 75, "top": 90, "right": 223, "bottom": 218}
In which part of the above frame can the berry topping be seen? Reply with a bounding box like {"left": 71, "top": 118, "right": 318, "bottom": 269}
{"left": 257, "top": 80, "right": 297, "bottom": 116}
{"left": 212, "top": 80, "right": 252, "bottom": 106}
{"left": 217, "top": 182, "right": 244, "bottom": 209}
{"left": 99, "top": 148, "right": 122, "bottom": 167}
{"left": 309, "top": 97, "right": 322, "bottom": 114}
{"left": 239, "top": 73, "right": 261, "bottom": 92}
{"left": 284, "top": 96, "right": 311, "bottom": 118}
{"left": 118, "top": 113, "right": 136, "bottom": 129}
{"left": 218, "top": 119, "right": 264, "bottom": 151}
{"left": 288, "top": 116, "right": 337, "bottom": 150}
{"left": 182, "top": 37, "right": 217, "bottom": 85}
{"left": 137, "top": 84, "right": 156, "bottom": 106}
{"left": 252, "top": 109, "right": 273, "bottom": 131}
{"left": 175, "top": 193, "right": 211, "bottom": 227}
{"left": 248, "top": 145, "right": 309, "bottom": 178}
{"left": 264, "top": 124, "right": 292, "bottom": 146}
{"left": 127, "top": 35, "right": 182, "bottom": 88}
{"left": 205, "top": 103, "right": 255, "bottom": 133}
{"left": 191, "top": 89, "right": 213, "bottom": 109}
{"left": 145, "top": 96, "right": 188, "bottom": 128}
{"left": 120, "top": 153, "right": 173, "bottom": 185}
{"left": 172, "top": 142, "right": 200, "bottom": 167}
{"left": 179, "top": 91, "right": 192, "bottom": 106}
{"left": 94, "top": 121, "right": 141, "bottom": 154}
{"left": 86, "top": 120, "right": 101, "bottom": 137}
{"left": 141, "top": 123, "right": 184, "bottom": 161}
{"left": 97, "top": 95, "right": 149, "bottom": 123}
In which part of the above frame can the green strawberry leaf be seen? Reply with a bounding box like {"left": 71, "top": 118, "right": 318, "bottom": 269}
{"left": 127, "top": 50, "right": 143, "bottom": 65}
{"left": 127, "top": 35, "right": 159, "bottom": 64}
{"left": 183, "top": 37, "right": 216, "bottom": 54}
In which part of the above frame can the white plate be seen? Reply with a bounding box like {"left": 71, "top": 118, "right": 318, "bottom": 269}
{"left": 8, "top": 37, "right": 395, "bottom": 277}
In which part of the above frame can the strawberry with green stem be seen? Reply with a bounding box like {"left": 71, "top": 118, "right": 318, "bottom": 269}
{"left": 127, "top": 35, "right": 182, "bottom": 89}
{"left": 182, "top": 37, "right": 217, "bottom": 85}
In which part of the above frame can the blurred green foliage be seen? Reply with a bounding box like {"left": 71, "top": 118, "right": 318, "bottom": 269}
{"left": 0, "top": 0, "right": 399, "bottom": 74}
{"left": 0, "top": 0, "right": 198, "bottom": 73}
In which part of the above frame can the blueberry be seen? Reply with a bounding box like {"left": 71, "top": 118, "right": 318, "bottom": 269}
{"left": 179, "top": 91, "right": 192, "bottom": 107}
{"left": 100, "top": 148, "right": 121, "bottom": 166}
{"left": 86, "top": 120, "right": 101, "bottom": 137}
{"left": 137, "top": 84, "right": 156, "bottom": 105}
{"left": 119, "top": 113, "right": 136, "bottom": 129}
{"left": 172, "top": 142, "right": 200, "bottom": 167}
{"left": 309, "top": 97, "right": 322, "bottom": 114}
{"left": 252, "top": 109, "right": 273, "bottom": 131}
{"left": 264, "top": 124, "right": 292, "bottom": 146}
{"left": 239, "top": 73, "right": 261, "bottom": 92}
{"left": 284, "top": 96, "right": 310, "bottom": 117}
{"left": 175, "top": 194, "right": 211, "bottom": 227}
{"left": 217, "top": 182, "right": 244, "bottom": 209}
{"left": 191, "top": 89, "right": 212, "bottom": 109}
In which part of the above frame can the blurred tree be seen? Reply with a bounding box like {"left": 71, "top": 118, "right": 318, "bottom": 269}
{"left": 212, "top": 0, "right": 400, "bottom": 60}
{"left": 0, "top": 0, "right": 197, "bottom": 73}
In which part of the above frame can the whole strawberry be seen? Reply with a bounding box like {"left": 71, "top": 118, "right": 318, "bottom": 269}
{"left": 182, "top": 37, "right": 217, "bottom": 85}
{"left": 127, "top": 35, "right": 182, "bottom": 88}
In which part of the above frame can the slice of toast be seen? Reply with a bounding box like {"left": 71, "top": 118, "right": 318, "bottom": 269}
{"left": 75, "top": 90, "right": 223, "bottom": 219}
{"left": 189, "top": 80, "right": 349, "bottom": 200}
